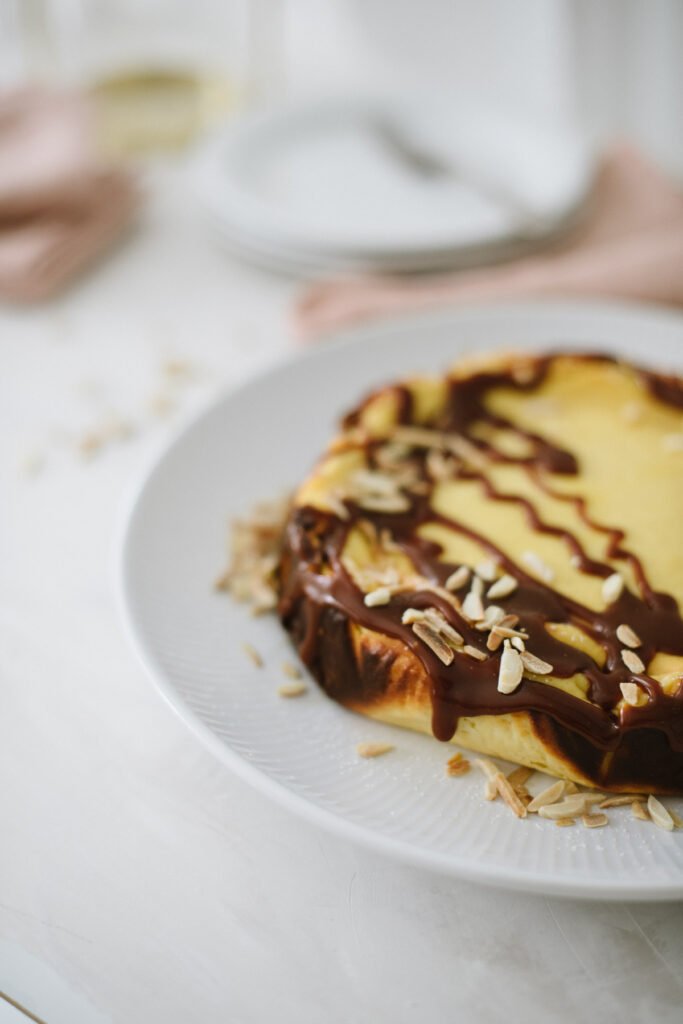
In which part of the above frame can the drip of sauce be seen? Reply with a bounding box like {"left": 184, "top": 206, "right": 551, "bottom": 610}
{"left": 279, "top": 353, "right": 683, "bottom": 758}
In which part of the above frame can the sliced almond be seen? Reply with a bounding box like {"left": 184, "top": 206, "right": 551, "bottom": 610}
{"left": 507, "top": 766, "right": 534, "bottom": 787}
{"left": 602, "top": 572, "right": 624, "bottom": 604}
{"left": 670, "top": 809, "right": 683, "bottom": 829}
{"left": 511, "top": 636, "right": 526, "bottom": 652}
{"left": 616, "top": 623, "right": 641, "bottom": 648}
{"left": 357, "top": 742, "right": 394, "bottom": 759}
{"left": 522, "top": 550, "right": 554, "bottom": 583}
{"left": 600, "top": 795, "right": 642, "bottom": 809}
{"left": 487, "top": 574, "right": 518, "bottom": 600}
{"left": 481, "top": 604, "right": 506, "bottom": 628}
{"left": 519, "top": 651, "right": 553, "bottom": 675}
{"left": 555, "top": 817, "right": 576, "bottom": 828}
{"left": 445, "top": 753, "right": 471, "bottom": 777}
{"left": 242, "top": 643, "right": 263, "bottom": 668}
{"left": 423, "top": 608, "right": 464, "bottom": 647}
{"left": 620, "top": 682, "right": 642, "bottom": 706}
{"left": 364, "top": 587, "right": 392, "bottom": 607}
{"left": 473, "top": 758, "right": 499, "bottom": 781}
{"left": 461, "top": 589, "right": 485, "bottom": 622}
{"left": 648, "top": 794, "right": 674, "bottom": 831}
{"left": 497, "top": 641, "right": 524, "bottom": 694}
{"left": 281, "top": 661, "right": 302, "bottom": 680}
{"left": 632, "top": 801, "right": 650, "bottom": 821}
{"left": 494, "top": 774, "right": 528, "bottom": 819}
{"left": 484, "top": 779, "right": 498, "bottom": 801}
{"left": 539, "top": 795, "right": 594, "bottom": 819}
{"left": 622, "top": 649, "right": 645, "bottom": 674}
{"left": 486, "top": 630, "right": 504, "bottom": 652}
{"left": 582, "top": 813, "right": 608, "bottom": 829}
{"left": 475, "top": 559, "right": 499, "bottom": 582}
{"left": 463, "top": 644, "right": 487, "bottom": 661}
{"left": 445, "top": 565, "right": 470, "bottom": 592}
{"left": 277, "top": 681, "right": 307, "bottom": 698}
{"left": 412, "top": 621, "right": 455, "bottom": 665}
{"left": 356, "top": 493, "right": 411, "bottom": 514}
{"left": 527, "top": 780, "right": 567, "bottom": 812}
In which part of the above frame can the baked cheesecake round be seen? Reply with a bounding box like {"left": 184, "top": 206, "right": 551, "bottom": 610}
{"left": 278, "top": 352, "right": 683, "bottom": 793}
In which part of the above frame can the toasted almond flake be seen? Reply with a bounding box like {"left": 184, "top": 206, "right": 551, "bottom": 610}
{"left": 539, "top": 795, "right": 594, "bottom": 819}
{"left": 364, "top": 587, "right": 392, "bottom": 607}
{"left": 444, "top": 433, "right": 489, "bottom": 469}
{"left": 511, "top": 636, "right": 526, "bottom": 652}
{"left": 602, "top": 572, "right": 624, "bottom": 604}
{"left": 522, "top": 550, "right": 554, "bottom": 583}
{"left": 497, "top": 641, "right": 524, "bottom": 694}
{"left": 277, "top": 681, "right": 307, "bottom": 698}
{"left": 486, "top": 629, "right": 504, "bottom": 652}
{"left": 527, "top": 780, "right": 567, "bottom": 812}
{"left": 326, "top": 493, "right": 350, "bottom": 520}
{"left": 622, "top": 649, "right": 645, "bottom": 674}
{"left": 495, "top": 773, "right": 528, "bottom": 818}
{"left": 621, "top": 401, "right": 642, "bottom": 424}
{"left": 487, "top": 574, "right": 518, "bottom": 600}
{"left": 519, "top": 651, "right": 553, "bottom": 676}
{"left": 357, "top": 742, "right": 394, "bottom": 759}
{"left": 564, "top": 781, "right": 579, "bottom": 794}
{"left": 426, "top": 448, "right": 456, "bottom": 481}
{"left": 616, "top": 623, "right": 641, "bottom": 648}
{"left": 445, "top": 566, "right": 470, "bottom": 591}
{"left": 445, "top": 753, "right": 471, "bottom": 776}
{"left": 582, "top": 813, "right": 608, "bottom": 829}
{"left": 481, "top": 604, "right": 506, "bottom": 628}
{"left": 402, "top": 607, "right": 425, "bottom": 625}
{"left": 620, "top": 681, "right": 642, "bottom": 706}
{"left": 475, "top": 559, "right": 499, "bottom": 582}
{"left": 507, "top": 766, "right": 534, "bottom": 787}
{"left": 670, "top": 809, "right": 683, "bottom": 829}
{"left": 463, "top": 644, "right": 487, "bottom": 661}
{"left": 423, "top": 608, "right": 464, "bottom": 647}
{"left": 473, "top": 757, "right": 499, "bottom": 781}
{"left": 412, "top": 621, "right": 455, "bottom": 665}
{"left": 555, "top": 817, "right": 576, "bottom": 828}
{"left": 356, "top": 493, "right": 411, "bottom": 514}
{"left": 281, "top": 661, "right": 302, "bottom": 680}
{"left": 662, "top": 432, "right": 683, "bottom": 453}
{"left": 514, "top": 785, "right": 532, "bottom": 805}
{"left": 461, "top": 589, "right": 485, "bottom": 622}
{"left": 648, "top": 794, "right": 674, "bottom": 831}
{"left": 242, "top": 643, "right": 263, "bottom": 668}
{"left": 600, "top": 795, "right": 642, "bottom": 809}
{"left": 484, "top": 779, "right": 498, "bottom": 801}
{"left": 632, "top": 801, "right": 650, "bottom": 821}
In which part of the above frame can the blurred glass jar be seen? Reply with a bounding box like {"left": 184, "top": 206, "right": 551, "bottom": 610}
{"left": 8, "top": 0, "right": 282, "bottom": 154}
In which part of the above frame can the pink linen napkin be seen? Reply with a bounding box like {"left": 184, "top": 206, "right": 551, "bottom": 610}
{"left": 295, "top": 145, "right": 683, "bottom": 341}
{"left": 0, "top": 89, "right": 138, "bottom": 302}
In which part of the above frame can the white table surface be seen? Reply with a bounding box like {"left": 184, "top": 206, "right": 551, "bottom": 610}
{"left": 2, "top": 165, "right": 682, "bottom": 1024}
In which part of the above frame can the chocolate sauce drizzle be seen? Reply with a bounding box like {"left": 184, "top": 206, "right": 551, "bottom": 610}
{"left": 279, "top": 353, "right": 683, "bottom": 757}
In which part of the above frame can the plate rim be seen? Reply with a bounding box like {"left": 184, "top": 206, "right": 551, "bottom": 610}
{"left": 116, "top": 299, "right": 683, "bottom": 901}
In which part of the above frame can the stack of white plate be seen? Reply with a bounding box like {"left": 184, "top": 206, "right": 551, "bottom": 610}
{"left": 194, "top": 96, "right": 595, "bottom": 276}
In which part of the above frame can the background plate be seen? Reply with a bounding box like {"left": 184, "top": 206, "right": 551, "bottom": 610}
{"left": 119, "top": 302, "right": 683, "bottom": 900}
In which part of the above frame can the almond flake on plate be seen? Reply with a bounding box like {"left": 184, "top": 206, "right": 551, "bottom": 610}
{"left": 277, "top": 681, "right": 308, "bottom": 698}
{"left": 647, "top": 795, "right": 674, "bottom": 831}
{"left": 582, "top": 813, "right": 608, "bottom": 829}
{"left": 519, "top": 651, "right": 553, "bottom": 675}
{"left": 357, "top": 742, "right": 394, "bottom": 759}
{"left": 242, "top": 643, "right": 263, "bottom": 668}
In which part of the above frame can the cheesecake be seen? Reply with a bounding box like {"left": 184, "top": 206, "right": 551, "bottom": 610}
{"left": 277, "top": 351, "right": 683, "bottom": 793}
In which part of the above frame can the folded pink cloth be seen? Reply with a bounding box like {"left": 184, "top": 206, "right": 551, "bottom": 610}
{"left": 0, "top": 89, "right": 138, "bottom": 302}
{"left": 295, "top": 145, "right": 683, "bottom": 341}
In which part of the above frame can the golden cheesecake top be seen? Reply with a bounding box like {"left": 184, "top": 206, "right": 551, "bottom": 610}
{"left": 283, "top": 352, "right": 683, "bottom": 753}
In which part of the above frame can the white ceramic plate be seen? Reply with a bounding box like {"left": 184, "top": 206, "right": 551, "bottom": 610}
{"left": 195, "top": 96, "right": 594, "bottom": 272}
{"left": 119, "top": 302, "right": 683, "bottom": 900}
